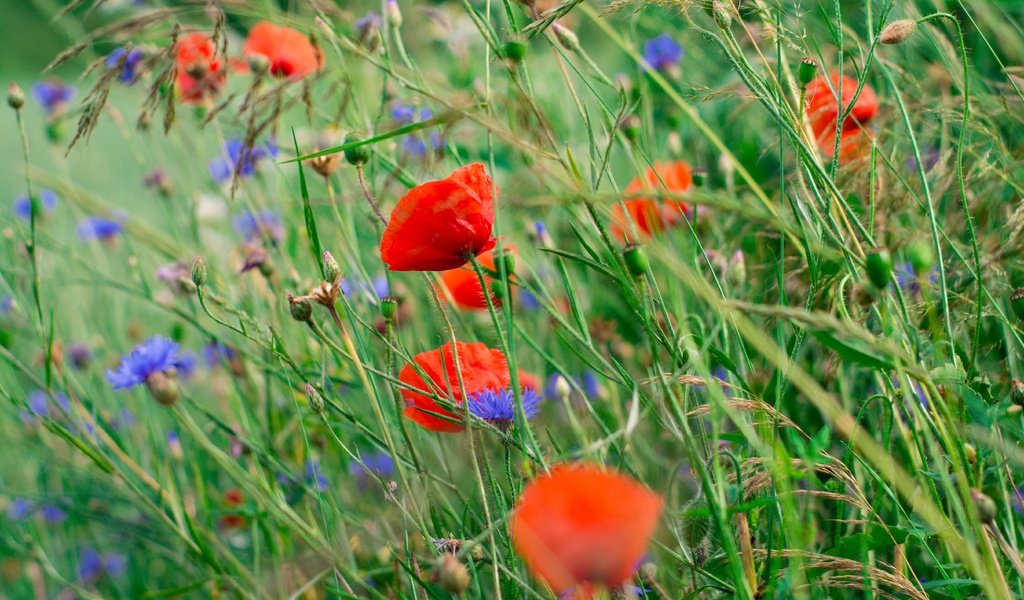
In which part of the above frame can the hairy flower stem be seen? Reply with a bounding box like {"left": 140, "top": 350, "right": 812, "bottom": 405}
{"left": 356, "top": 165, "right": 387, "bottom": 225}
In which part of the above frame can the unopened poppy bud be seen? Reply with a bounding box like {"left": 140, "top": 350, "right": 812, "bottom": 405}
{"left": 1011, "top": 289, "right": 1024, "bottom": 320}
{"left": 798, "top": 58, "right": 817, "bottom": 87}
{"left": 380, "top": 296, "right": 398, "bottom": 320}
{"left": 322, "top": 250, "right": 341, "bottom": 283}
{"left": 681, "top": 496, "right": 711, "bottom": 548}
{"left": 247, "top": 54, "right": 270, "bottom": 76}
{"left": 907, "top": 241, "right": 934, "bottom": 274}
{"left": 497, "top": 252, "right": 516, "bottom": 278}
{"left": 7, "top": 82, "right": 25, "bottom": 110}
{"left": 191, "top": 257, "right": 207, "bottom": 288}
{"left": 964, "top": 443, "right": 977, "bottom": 464}
{"left": 865, "top": 249, "right": 892, "bottom": 289}
{"left": 552, "top": 23, "right": 580, "bottom": 52}
{"left": 971, "top": 488, "right": 996, "bottom": 524}
{"left": 491, "top": 279, "right": 509, "bottom": 303}
{"left": 502, "top": 40, "right": 527, "bottom": 62}
{"left": 344, "top": 133, "right": 370, "bottom": 166}
{"left": 623, "top": 243, "right": 650, "bottom": 277}
{"left": 621, "top": 115, "right": 642, "bottom": 142}
{"left": 386, "top": 0, "right": 402, "bottom": 28}
{"left": 146, "top": 371, "right": 180, "bottom": 406}
{"left": 306, "top": 383, "right": 325, "bottom": 414}
{"left": 288, "top": 293, "right": 313, "bottom": 322}
{"left": 692, "top": 167, "right": 708, "bottom": 187}
{"left": 437, "top": 554, "right": 470, "bottom": 594}
{"left": 880, "top": 19, "right": 917, "bottom": 45}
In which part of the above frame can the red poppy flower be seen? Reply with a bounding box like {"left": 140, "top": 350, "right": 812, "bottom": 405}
{"left": 437, "top": 247, "right": 514, "bottom": 310}
{"left": 380, "top": 163, "right": 497, "bottom": 272}
{"left": 220, "top": 488, "right": 246, "bottom": 529}
{"left": 175, "top": 33, "right": 225, "bottom": 105}
{"left": 242, "top": 22, "right": 322, "bottom": 79}
{"left": 612, "top": 161, "right": 692, "bottom": 240}
{"left": 805, "top": 73, "right": 879, "bottom": 158}
{"left": 398, "top": 341, "right": 510, "bottom": 432}
{"left": 510, "top": 464, "right": 663, "bottom": 595}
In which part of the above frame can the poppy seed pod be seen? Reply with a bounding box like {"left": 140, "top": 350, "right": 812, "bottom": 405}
{"left": 970, "top": 488, "right": 996, "bottom": 524}
{"left": 1011, "top": 288, "right": 1024, "bottom": 320}
{"left": 798, "top": 58, "right": 817, "bottom": 87}
{"left": 623, "top": 244, "right": 650, "bottom": 277}
{"left": 502, "top": 40, "right": 527, "bottom": 62}
{"left": 191, "top": 256, "right": 207, "bottom": 288}
{"left": 380, "top": 296, "right": 398, "bottom": 320}
{"left": 344, "top": 133, "right": 370, "bottom": 166}
{"left": 880, "top": 19, "right": 917, "bottom": 45}
{"left": 865, "top": 249, "right": 892, "bottom": 289}
{"left": 692, "top": 167, "right": 707, "bottom": 187}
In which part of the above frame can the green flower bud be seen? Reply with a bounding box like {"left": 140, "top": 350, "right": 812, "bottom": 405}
{"left": 502, "top": 40, "right": 527, "bottom": 62}
{"left": 865, "top": 249, "right": 892, "bottom": 289}
{"left": 880, "top": 19, "right": 917, "bottom": 45}
{"left": 971, "top": 488, "right": 996, "bottom": 524}
{"left": 288, "top": 293, "right": 313, "bottom": 323}
{"left": 496, "top": 252, "right": 516, "bottom": 279}
{"left": 491, "top": 279, "right": 509, "bottom": 303}
{"left": 380, "top": 296, "right": 398, "bottom": 320}
{"left": 907, "top": 241, "right": 934, "bottom": 274}
{"left": 306, "top": 383, "right": 325, "bottom": 415}
{"left": 622, "top": 115, "right": 642, "bottom": 142}
{"left": 191, "top": 256, "right": 207, "bottom": 288}
{"left": 798, "top": 58, "right": 818, "bottom": 87}
{"left": 552, "top": 24, "right": 580, "bottom": 52}
{"left": 45, "top": 119, "right": 69, "bottom": 142}
{"left": 692, "top": 167, "right": 707, "bottom": 188}
{"left": 7, "top": 82, "right": 25, "bottom": 110}
{"left": 344, "top": 133, "right": 371, "bottom": 166}
{"left": 322, "top": 250, "right": 341, "bottom": 283}
{"left": 623, "top": 244, "right": 650, "bottom": 277}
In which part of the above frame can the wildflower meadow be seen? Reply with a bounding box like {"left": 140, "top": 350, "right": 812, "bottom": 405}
{"left": 3, "top": 0, "right": 1024, "bottom": 598}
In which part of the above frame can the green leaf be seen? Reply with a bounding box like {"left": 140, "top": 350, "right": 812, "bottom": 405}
{"left": 292, "top": 129, "right": 323, "bottom": 278}
{"left": 811, "top": 330, "right": 895, "bottom": 371}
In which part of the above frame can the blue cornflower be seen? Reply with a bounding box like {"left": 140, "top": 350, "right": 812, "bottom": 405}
{"left": 305, "top": 459, "right": 329, "bottom": 492}
{"left": 356, "top": 12, "right": 382, "bottom": 32}
{"left": 209, "top": 139, "right": 278, "bottom": 183}
{"left": 76, "top": 216, "right": 123, "bottom": 241}
{"left": 469, "top": 387, "right": 541, "bottom": 426}
{"left": 233, "top": 209, "right": 283, "bottom": 243}
{"left": 401, "top": 135, "right": 428, "bottom": 156}
{"left": 340, "top": 275, "right": 390, "bottom": 301}
{"left": 24, "top": 390, "right": 70, "bottom": 421}
{"left": 110, "top": 407, "right": 136, "bottom": 431}
{"left": 13, "top": 188, "right": 58, "bottom": 220}
{"left": 202, "top": 340, "right": 237, "bottom": 368}
{"left": 642, "top": 34, "right": 683, "bottom": 71}
{"left": 391, "top": 104, "right": 417, "bottom": 123}
{"left": 348, "top": 452, "right": 395, "bottom": 485}
{"left": 106, "top": 47, "right": 145, "bottom": 83}
{"left": 0, "top": 296, "right": 12, "bottom": 314}
{"left": 176, "top": 351, "right": 198, "bottom": 380}
{"left": 31, "top": 80, "right": 76, "bottom": 115}
{"left": 40, "top": 504, "right": 67, "bottom": 523}
{"left": 104, "top": 553, "right": 128, "bottom": 579}
{"left": 518, "top": 287, "right": 541, "bottom": 311}
{"left": 893, "top": 262, "right": 938, "bottom": 295}
{"left": 580, "top": 370, "right": 600, "bottom": 398}
{"left": 106, "top": 335, "right": 189, "bottom": 390}
{"left": 77, "top": 547, "right": 127, "bottom": 582}
{"left": 7, "top": 498, "right": 34, "bottom": 520}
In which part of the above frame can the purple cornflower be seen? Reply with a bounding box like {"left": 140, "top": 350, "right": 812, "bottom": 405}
{"left": 893, "top": 262, "right": 938, "bottom": 295}
{"left": 0, "top": 296, "right": 12, "bottom": 314}
{"left": 40, "top": 504, "right": 67, "bottom": 523}
{"left": 31, "top": 80, "right": 76, "bottom": 115}
{"left": 76, "top": 216, "right": 123, "bottom": 242}
{"left": 518, "top": 287, "right": 541, "bottom": 311}
{"left": 7, "top": 498, "right": 34, "bottom": 520}
{"left": 401, "top": 136, "right": 428, "bottom": 156}
{"left": 305, "top": 459, "right": 329, "bottom": 492}
{"left": 642, "top": 34, "right": 683, "bottom": 71}
{"left": 175, "top": 351, "right": 198, "bottom": 380}
{"left": 233, "top": 209, "right": 283, "bottom": 243}
{"left": 341, "top": 275, "right": 390, "bottom": 301}
{"left": 391, "top": 104, "right": 418, "bottom": 123}
{"left": 468, "top": 387, "right": 541, "bottom": 427}
{"left": 580, "top": 370, "right": 600, "bottom": 398}
{"left": 106, "top": 335, "right": 189, "bottom": 389}
{"left": 23, "top": 390, "right": 70, "bottom": 422}
{"left": 77, "top": 547, "right": 128, "bottom": 582}
{"left": 209, "top": 139, "right": 278, "bottom": 183}
{"left": 68, "top": 343, "right": 92, "bottom": 369}
{"left": 202, "top": 340, "right": 237, "bottom": 368}
{"left": 13, "top": 188, "right": 58, "bottom": 220}
{"left": 167, "top": 430, "right": 183, "bottom": 459}
{"left": 356, "top": 12, "right": 382, "bottom": 32}
{"left": 348, "top": 452, "right": 395, "bottom": 485}
{"left": 106, "top": 47, "right": 145, "bottom": 83}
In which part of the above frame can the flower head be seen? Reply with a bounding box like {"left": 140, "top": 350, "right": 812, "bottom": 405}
{"left": 468, "top": 387, "right": 541, "bottom": 427}
{"left": 398, "top": 341, "right": 510, "bottom": 432}
{"left": 511, "top": 464, "right": 663, "bottom": 594}
{"left": 642, "top": 34, "right": 683, "bottom": 71}
{"left": 381, "top": 163, "right": 497, "bottom": 271}
{"left": 106, "top": 47, "right": 145, "bottom": 83}
{"left": 348, "top": 451, "right": 396, "bottom": 485}
{"left": 13, "top": 188, "right": 57, "bottom": 220}
{"left": 31, "top": 80, "right": 76, "bottom": 115}
{"left": 242, "top": 22, "right": 322, "bottom": 79}
{"left": 210, "top": 139, "right": 278, "bottom": 183}
{"left": 0, "top": 296, "right": 13, "bottom": 314}
{"left": 40, "top": 504, "right": 67, "bottom": 523}
{"left": 106, "top": 335, "right": 189, "bottom": 390}
{"left": 7, "top": 498, "right": 34, "bottom": 520}
{"left": 805, "top": 73, "right": 879, "bottom": 159}
{"left": 76, "top": 216, "right": 124, "bottom": 242}
{"left": 233, "top": 209, "right": 283, "bottom": 243}
{"left": 305, "top": 459, "right": 329, "bottom": 492}
{"left": 175, "top": 33, "right": 226, "bottom": 104}
{"left": 613, "top": 161, "right": 692, "bottom": 240}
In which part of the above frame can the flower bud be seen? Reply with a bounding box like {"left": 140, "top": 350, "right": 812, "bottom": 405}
{"left": 288, "top": 293, "right": 313, "bottom": 323}
{"left": 623, "top": 243, "right": 650, "bottom": 277}
{"left": 146, "top": 371, "right": 180, "bottom": 406}
{"left": 971, "top": 488, "right": 996, "bottom": 524}
{"left": 315, "top": 17, "right": 335, "bottom": 41}
{"left": 553, "top": 375, "right": 571, "bottom": 401}
{"left": 191, "top": 257, "right": 207, "bottom": 288}
{"left": 964, "top": 443, "right": 977, "bottom": 464}
{"left": 437, "top": 554, "right": 470, "bottom": 594}
{"left": 865, "top": 249, "right": 892, "bottom": 290}
{"left": 322, "top": 250, "right": 341, "bottom": 283}
{"left": 502, "top": 40, "right": 527, "bottom": 62}
{"left": 386, "top": 0, "right": 402, "bottom": 28}
{"left": 46, "top": 119, "right": 69, "bottom": 142}
{"left": 380, "top": 296, "right": 398, "bottom": 320}
{"left": 798, "top": 58, "right": 817, "bottom": 87}
{"left": 247, "top": 54, "right": 270, "bottom": 76}
{"left": 491, "top": 279, "right": 509, "bottom": 303}
{"left": 692, "top": 167, "right": 707, "bottom": 188}
{"left": 306, "top": 383, "right": 325, "bottom": 414}
{"left": 727, "top": 250, "right": 746, "bottom": 286}
{"left": 907, "top": 241, "right": 934, "bottom": 274}
{"left": 681, "top": 496, "right": 711, "bottom": 548}
{"left": 496, "top": 251, "right": 515, "bottom": 279}
{"left": 711, "top": 0, "right": 732, "bottom": 29}
{"left": 880, "top": 19, "right": 917, "bottom": 45}
{"left": 7, "top": 82, "right": 24, "bottom": 110}
{"left": 552, "top": 23, "right": 580, "bottom": 52}
{"left": 344, "top": 133, "right": 370, "bottom": 166}
{"left": 621, "top": 115, "right": 642, "bottom": 142}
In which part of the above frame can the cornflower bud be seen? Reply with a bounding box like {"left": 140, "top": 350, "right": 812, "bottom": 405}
{"left": 323, "top": 250, "right": 341, "bottom": 283}
{"left": 386, "top": 0, "right": 402, "bottom": 28}
{"left": 7, "top": 82, "right": 25, "bottom": 110}
{"left": 288, "top": 293, "right": 313, "bottom": 322}
{"left": 880, "top": 19, "right": 917, "bottom": 45}
{"left": 622, "top": 115, "right": 642, "bottom": 142}
{"left": 146, "top": 371, "right": 180, "bottom": 406}
{"left": 191, "top": 257, "right": 207, "bottom": 288}
{"left": 552, "top": 23, "right": 580, "bottom": 52}
{"left": 306, "top": 383, "right": 325, "bottom": 415}
{"left": 503, "top": 40, "right": 527, "bottom": 62}
{"left": 344, "top": 133, "right": 370, "bottom": 166}
{"left": 692, "top": 167, "right": 708, "bottom": 187}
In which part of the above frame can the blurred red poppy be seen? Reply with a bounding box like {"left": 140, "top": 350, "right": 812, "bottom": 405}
{"left": 242, "top": 22, "right": 322, "bottom": 79}
{"left": 805, "top": 73, "right": 879, "bottom": 158}
{"left": 437, "top": 247, "right": 514, "bottom": 310}
{"left": 510, "top": 463, "right": 662, "bottom": 596}
{"left": 612, "top": 161, "right": 692, "bottom": 240}
{"left": 381, "top": 163, "right": 497, "bottom": 272}
{"left": 175, "top": 33, "right": 225, "bottom": 104}
{"left": 220, "top": 488, "right": 246, "bottom": 529}
{"left": 398, "top": 341, "right": 509, "bottom": 432}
